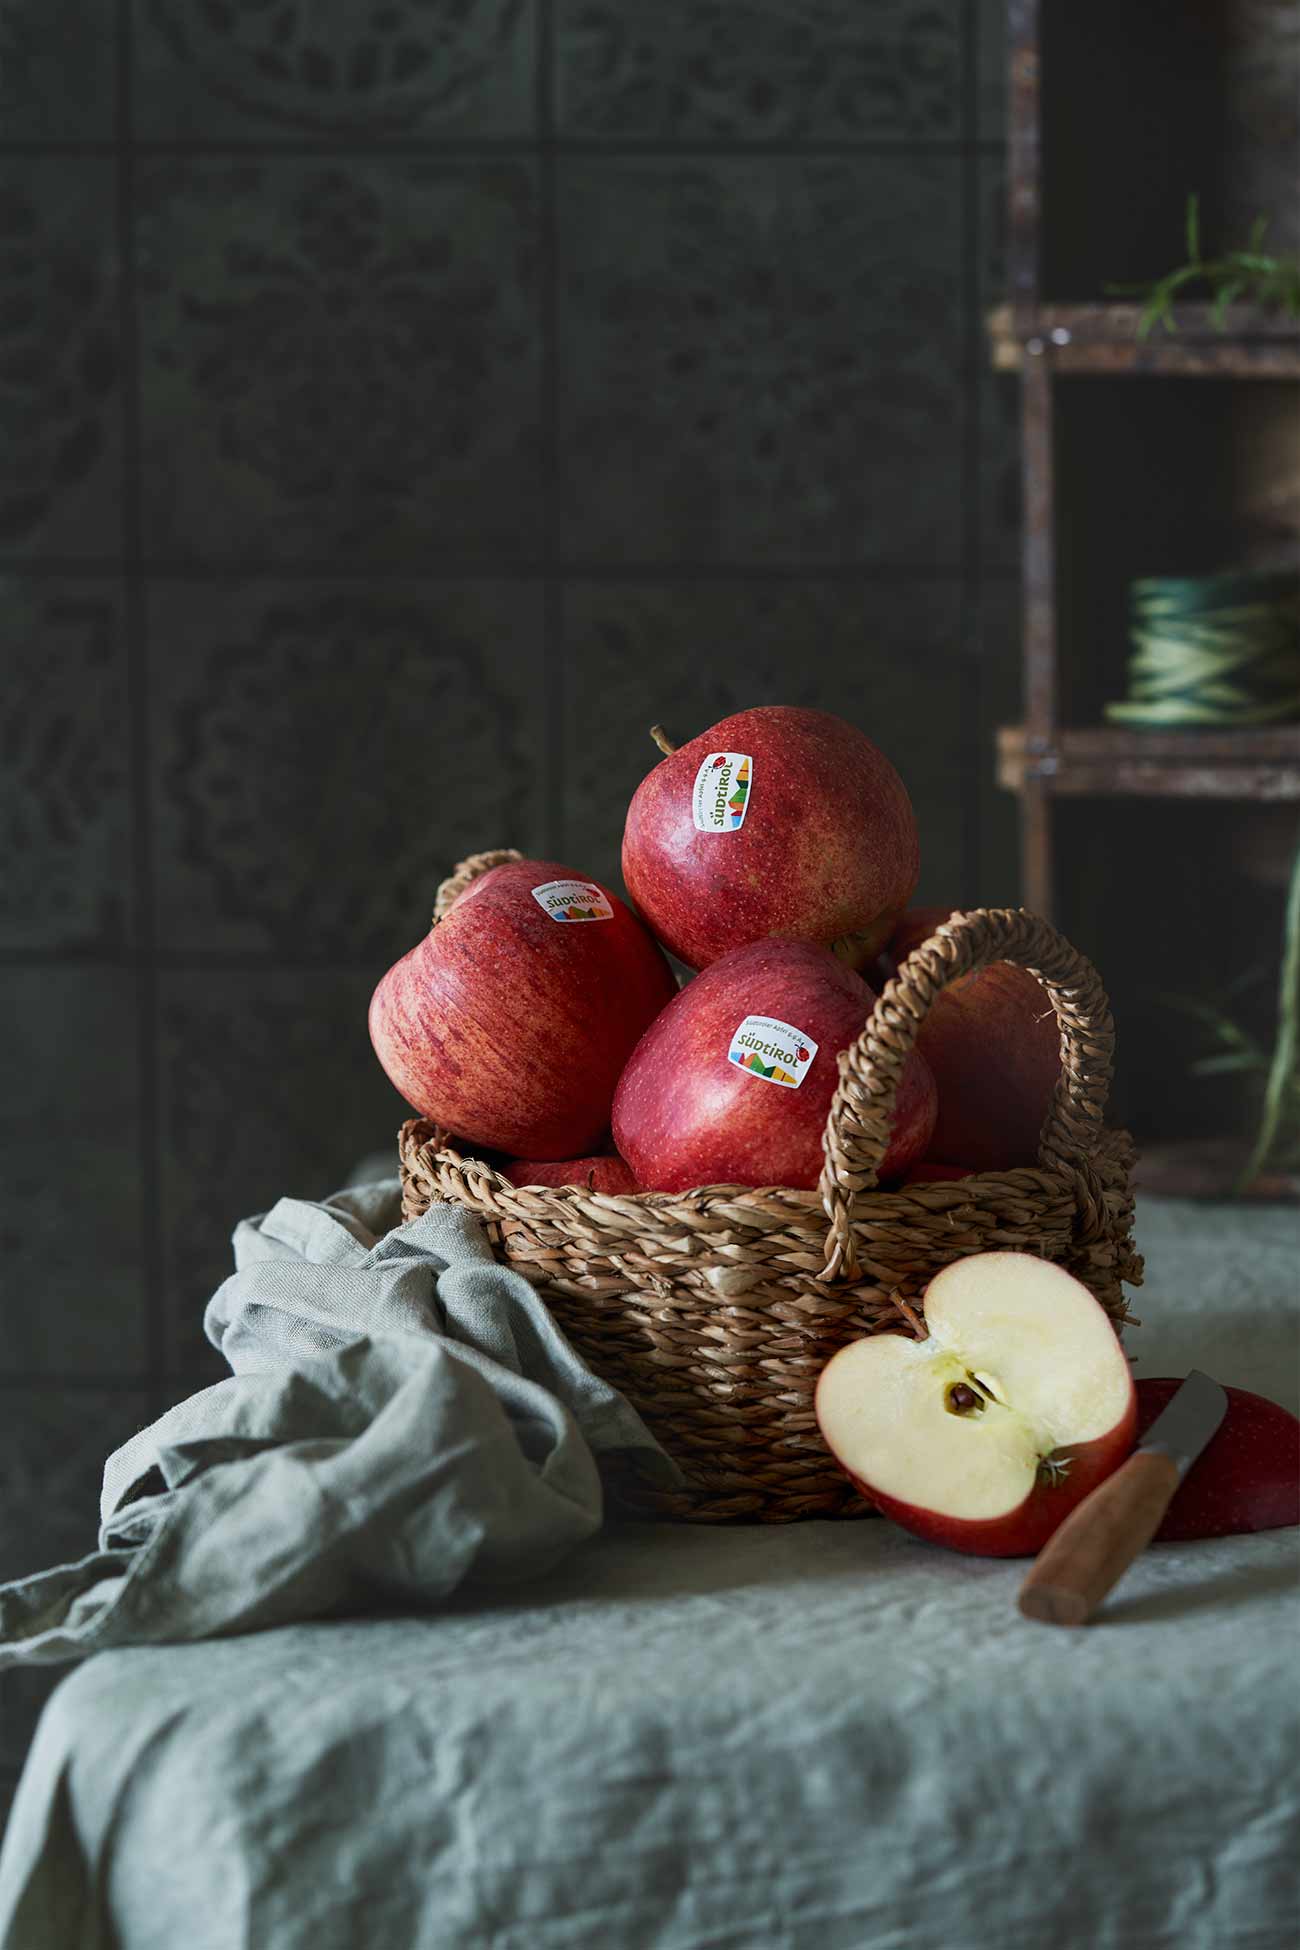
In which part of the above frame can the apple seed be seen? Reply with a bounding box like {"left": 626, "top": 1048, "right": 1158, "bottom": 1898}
{"left": 945, "top": 1382, "right": 985, "bottom": 1415}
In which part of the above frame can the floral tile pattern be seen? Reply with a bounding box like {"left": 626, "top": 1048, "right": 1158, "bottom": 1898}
{"left": 157, "top": 968, "right": 410, "bottom": 1370}
{"left": 974, "top": 576, "right": 1022, "bottom": 903}
{"left": 557, "top": 156, "right": 964, "bottom": 566}
{"left": 0, "top": 0, "right": 118, "bottom": 139}
{"left": 133, "top": 0, "right": 536, "bottom": 139}
{"left": 0, "top": 580, "right": 132, "bottom": 952}
{"left": 0, "top": 161, "right": 122, "bottom": 563}
{"left": 555, "top": 0, "right": 963, "bottom": 141}
{"left": 136, "top": 158, "right": 542, "bottom": 566}
{"left": 978, "top": 0, "right": 1008, "bottom": 141}
{"left": 979, "top": 154, "right": 1019, "bottom": 569}
{"left": 561, "top": 579, "right": 969, "bottom": 902}
{"left": 0, "top": 1388, "right": 152, "bottom": 1582}
{"left": 0, "top": 970, "right": 146, "bottom": 1374}
{"left": 147, "top": 580, "right": 547, "bottom": 959}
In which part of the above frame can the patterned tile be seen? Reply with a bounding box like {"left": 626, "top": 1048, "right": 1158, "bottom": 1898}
{"left": 557, "top": 157, "right": 964, "bottom": 567}
{"left": 0, "top": 580, "right": 132, "bottom": 953}
{"left": 0, "top": 0, "right": 118, "bottom": 139}
{"left": 0, "top": 970, "right": 146, "bottom": 1374}
{"left": 978, "top": 0, "right": 1008, "bottom": 142}
{"left": 555, "top": 0, "right": 962, "bottom": 141}
{"left": 561, "top": 579, "right": 969, "bottom": 903}
{"left": 975, "top": 577, "right": 1021, "bottom": 904}
{"left": 0, "top": 1388, "right": 151, "bottom": 1582}
{"left": 148, "top": 579, "right": 546, "bottom": 959}
{"left": 0, "top": 159, "right": 122, "bottom": 563}
{"left": 133, "top": 0, "right": 536, "bottom": 140}
{"left": 157, "top": 968, "right": 410, "bottom": 1369}
{"left": 979, "top": 153, "right": 1019, "bottom": 571}
{"left": 135, "top": 158, "right": 542, "bottom": 566}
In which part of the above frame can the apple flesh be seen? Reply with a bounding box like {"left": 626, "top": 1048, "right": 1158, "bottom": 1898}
{"left": 816, "top": 1252, "right": 1136, "bottom": 1556}
{"left": 612, "top": 938, "right": 936, "bottom": 1193}
{"left": 369, "top": 859, "right": 676, "bottom": 1159}
{"left": 1136, "top": 1378, "right": 1299, "bottom": 1541}
{"left": 887, "top": 906, "right": 1061, "bottom": 1172}
{"left": 504, "top": 1154, "right": 641, "bottom": 1194}
{"left": 622, "top": 705, "right": 920, "bottom": 972}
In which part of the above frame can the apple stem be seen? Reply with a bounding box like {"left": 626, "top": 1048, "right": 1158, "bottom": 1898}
{"left": 649, "top": 723, "right": 678, "bottom": 756}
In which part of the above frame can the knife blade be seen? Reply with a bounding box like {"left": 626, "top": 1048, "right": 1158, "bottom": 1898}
{"left": 1017, "top": 1369, "right": 1228, "bottom": 1626}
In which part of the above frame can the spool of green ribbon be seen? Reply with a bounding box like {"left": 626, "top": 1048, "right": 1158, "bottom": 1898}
{"left": 1106, "top": 569, "right": 1300, "bottom": 728}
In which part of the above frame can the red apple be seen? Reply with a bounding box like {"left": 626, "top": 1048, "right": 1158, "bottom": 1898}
{"left": 1136, "top": 1378, "right": 1299, "bottom": 1541}
{"left": 612, "top": 938, "right": 936, "bottom": 1193}
{"left": 504, "top": 1154, "right": 642, "bottom": 1194}
{"left": 816, "top": 1252, "right": 1136, "bottom": 1556}
{"left": 622, "top": 706, "right": 919, "bottom": 971}
{"left": 369, "top": 860, "right": 676, "bottom": 1158}
{"left": 887, "top": 906, "right": 1061, "bottom": 1172}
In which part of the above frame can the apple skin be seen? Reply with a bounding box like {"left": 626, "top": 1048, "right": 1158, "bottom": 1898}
{"left": 887, "top": 905, "right": 1062, "bottom": 1172}
{"left": 369, "top": 859, "right": 677, "bottom": 1159}
{"left": 612, "top": 938, "right": 936, "bottom": 1193}
{"left": 843, "top": 1421, "right": 1136, "bottom": 1559}
{"left": 1136, "top": 1378, "right": 1300, "bottom": 1541}
{"left": 504, "top": 1154, "right": 641, "bottom": 1194}
{"left": 622, "top": 706, "right": 920, "bottom": 972}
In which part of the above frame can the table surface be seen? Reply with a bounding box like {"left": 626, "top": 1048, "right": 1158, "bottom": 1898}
{"left": 2, "top": 1195, "right": 1297, "bottom": 1950}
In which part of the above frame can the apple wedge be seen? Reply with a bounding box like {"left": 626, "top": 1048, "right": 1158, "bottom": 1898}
{"left": 815, "top": 1252, "right": 1136, "bottom": 1557}
{"left": 1136, "top": 1378, "right": 1299, "bottom": 1541}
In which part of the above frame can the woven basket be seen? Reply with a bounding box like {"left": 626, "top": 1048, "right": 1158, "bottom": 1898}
{"left": 398, "top": 851, "right": 1144, "bottom": 1523}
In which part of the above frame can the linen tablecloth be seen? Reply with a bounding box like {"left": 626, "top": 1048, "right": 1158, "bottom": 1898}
{"left": 2, "top": 1196, "right": 1297, "bottom": 1949}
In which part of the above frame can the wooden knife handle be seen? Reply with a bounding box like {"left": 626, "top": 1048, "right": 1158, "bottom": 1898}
{"left": 1018, "top": 1450, "right": 1182, "bottom": 1626}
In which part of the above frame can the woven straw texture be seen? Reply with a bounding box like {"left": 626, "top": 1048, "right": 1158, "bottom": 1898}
{"left": 398, "top": 853, "right": 1144, "bottom": 1523}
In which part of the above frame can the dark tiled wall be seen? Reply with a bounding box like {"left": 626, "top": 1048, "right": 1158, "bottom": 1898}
{"left": 0, "top": 0, "right": 1018, "bottom": 1812}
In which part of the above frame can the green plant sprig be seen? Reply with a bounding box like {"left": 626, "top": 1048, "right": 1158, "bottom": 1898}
{"left": 1107, "top": 194, "right": 1300, "bottom": 340}
{"left": 1162, "top": 823, "right": 1300, "bottom": 1186}
{"left": 1239, "top": 823, "right": 1300, "bottom": 1188}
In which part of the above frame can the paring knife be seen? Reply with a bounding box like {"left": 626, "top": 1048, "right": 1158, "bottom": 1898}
{"left": 1018, "top": 1369, "right": 1228, "bottom": 1627}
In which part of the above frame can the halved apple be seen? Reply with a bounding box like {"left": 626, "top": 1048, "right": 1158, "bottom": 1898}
{"left": 815, "top": 1252, "right": 1136, "bottom": 1557}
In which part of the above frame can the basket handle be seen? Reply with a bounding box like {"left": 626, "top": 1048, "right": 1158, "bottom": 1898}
{"left": 432, "top": 849, "right": 523, "bottom": 924}
{"left": 817, "top": 908, "right": 1115, "bottom": 1281}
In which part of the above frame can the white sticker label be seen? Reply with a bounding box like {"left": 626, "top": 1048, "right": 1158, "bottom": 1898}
{"left": 727, "top": 1015, "right": 819, "bottom": 1089}
{"left": 530, "top": 879, "right": 614, "bottom": 923}
{"left": 692, "top": 751, "right": 753, "bottom": 832}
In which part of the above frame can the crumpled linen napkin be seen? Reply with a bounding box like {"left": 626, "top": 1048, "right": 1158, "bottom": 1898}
{"left": 0, "top": 1180, "right": 680, "bottom": 1667}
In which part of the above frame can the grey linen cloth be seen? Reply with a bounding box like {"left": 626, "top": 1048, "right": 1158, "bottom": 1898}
{"left": 0, "top": 1198, "right": 1296, "bottom": 1950}
{"left": 0, "top": 1179, "right": 679, "bottom": 1667}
